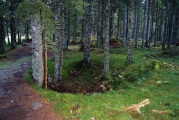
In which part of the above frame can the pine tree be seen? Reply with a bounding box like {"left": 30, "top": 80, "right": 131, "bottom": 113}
{"left": 83, "top": 0, "right": 92, "bottom": 67}
{"left": 135, "top": 0, "right": 141, "bottom": 48}
{"left": 54, "top": 2, "right": 63, "bottom": 82}
{"left": 142, "top": 0, "right": 148, "bottom": 48}
{"left": 104, "top": 0, "right": 110, "bottom": 74}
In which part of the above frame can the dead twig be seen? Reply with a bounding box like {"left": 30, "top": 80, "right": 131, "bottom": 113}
{"left": 125, "top": 99, "right": 150, "bottom": 113}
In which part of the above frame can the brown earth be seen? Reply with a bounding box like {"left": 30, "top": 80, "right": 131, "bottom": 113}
{"left": 0, "top": 43, "right": 62, "bottom": 120}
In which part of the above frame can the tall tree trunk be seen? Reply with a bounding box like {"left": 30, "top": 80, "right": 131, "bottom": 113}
{"left": 17, "top": 20, "right": 21, "bottom": 44}
{"left": 126, "top": 5, "right": 129, "bottom": 43}
{"left": 116, "top": 9, "right": 121, "bottom": 40}
{"left": 135, "top": 0, "right": 141, "bottom": 48}
{"left": 63, "top": 12, "right": 67, "bottom": 49}
{"left": 173, "top": 12, "right": 178, "bottom": 44}
{"left": 153, "top": 2, "right": 158, "bottom": 47}
{"left": 132, "top": 0, "right": 137, "bottom": 39}
{"left": 162, "top": 1, "right": 168, "bottom": 49}
{"left": 0, "top": 17, "right": 5, "bottom": 54}
{"left": 100, "top": 0, "right": 105, "bottom": 48}
{"left": 10, "top": 1, "right": 16, "bottom": 49}
{"left": 10, "top": 18, "right": 16, "bottom": 48}
{"left": 122, "top": 4, "right": 127, "bottom": 47}
{"left": 25, "top": 21, "right": 30, "bottom": 40}
{"left": 127, "top": 1, "right": 133, "bottom": 64}
{"left": 73, "top": 15, "right": 77, "bottom": 43}
{"left": 104, "top": 0, "right": 110, "bottom": 74}
{"left": 167, "top": 2, "right": 174, "bottom": 48}
{"left": 31, "top": 13, "right": 44, "bottom": 86}
{"left": 5, "top": 20, "right": 10, "bottom": 45}
{"left": 159, "top": 8, "right": 163, "bottom": 43}
{"left": 81, "top": 15, "right": 85, "bottom": 44}
{"left": 54, "top": 3, "right": 63, "bottom": 82}
{"left": 109, "top": 6, "right": 114, "bottom": 39}
{"left": 149, "top": 0, "right": 154, "bottom": 46}
{"left": 145, "top": 0, "right": 150, "bottom": 47}
{"left": 142, "top": 0, "right": 148, "bottom": 48}
{"left": 97, "top": 0, "right": 102, "bottom": 48}
{"left": 83, "top": 0, "right": 92, "bottom": 67}
{"left": 67, "top": 4, "right": 71, "bottom": 48}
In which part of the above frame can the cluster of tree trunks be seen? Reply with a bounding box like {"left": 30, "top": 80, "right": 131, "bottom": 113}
{"left": 1, "top": 0, "right": 178, "bottom": 88}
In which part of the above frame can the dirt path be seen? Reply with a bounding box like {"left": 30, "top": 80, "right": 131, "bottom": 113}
{"left": 0, "top": 43, "right": 61, "bottom": 120}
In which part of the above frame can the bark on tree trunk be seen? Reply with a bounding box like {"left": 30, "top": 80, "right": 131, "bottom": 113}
{"left": 73, "top": 15, "right": 77, "bottom": 43}
{"left": 122, "top": 4, "right": 127, "bottom": 47}
{"left": 142, "top": 0, "right": 148, "bottom": 48}
{"left": 126, "top": 0, "right": 133, "bottom": 64}
{"left": 83, "top": 0, "right": 92, "bottom": 67}
{"left": 63, "top": 13, "right": 67, "bottom": 49}
{"left": 67, "top": 5, "right": 71, "bottom": 48}
{"left": 116, "top": 9, "right": 121, "bottom": 40}
{"left": 54, "top": 3, "right": 63, "bottom": 82}
{"left": 17, "top": 20, "right": 21, "bottom": 44}
{"left": 42, "top": 31, "right": 47, "bottom": 90}
{"left": 10, "top": 15, "right": 16, "bottom": 49}
{"left": 0, "top": 17, "right": 5, "bottom": 54}
{"left": 81, "top": 15, "right": 85, "bottom": 44}
{"left": 150, "top": 0, "right": 154, "bottom": 46}
{"left": 31, "top": 13, "right": 44, "bottom": 86}
{"left": 104, "top": 0, "right": 110, "bottom": 74}
{"left": 5, "top": 20, "right": 10, "bottom": 45}
{"left": 100, "top": 0, "right": 105, "bottom": 48}
{"left": 132, "top": 0, "right": 137, "bottom": 39}
{"left": 97, "top": 0, "right": 102, "bottom": 48}
{"left": 145, "top": 0, "right": 151, "bottom": 47}
{"left": 109, "top": 6, "right": 114, "bottom": 39}
{"left": 153, "top": 2, "right": 158, "bottom": 47}
{"left": 25, "top": 21, "right": 30, "bottom": 40}
{"left": 135, "top": 0, "right": 141, "bottom": 48}
{"left": 162, "top": 4, "right": 168, "bottom": 49}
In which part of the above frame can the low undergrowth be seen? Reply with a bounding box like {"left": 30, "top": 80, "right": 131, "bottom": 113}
{"left": 24, "top": 45, "right": 179, "bottom": 120}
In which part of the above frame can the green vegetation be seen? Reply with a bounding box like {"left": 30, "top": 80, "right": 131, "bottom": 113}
{"left": 24, "top": 46, "right": 179, "bottom": 120}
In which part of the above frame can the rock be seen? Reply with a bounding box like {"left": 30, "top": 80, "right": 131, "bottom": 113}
{"left": 31, "top": 102, "right": 43, "bottom": 110}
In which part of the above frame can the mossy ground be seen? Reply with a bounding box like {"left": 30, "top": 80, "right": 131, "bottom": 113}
{"left": 24, "top": 45, "right": 179, "bottom": 120}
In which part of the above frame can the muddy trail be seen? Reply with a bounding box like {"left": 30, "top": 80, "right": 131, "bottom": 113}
{"left": 0, "top": 43, "right": 61, "bottom": 120}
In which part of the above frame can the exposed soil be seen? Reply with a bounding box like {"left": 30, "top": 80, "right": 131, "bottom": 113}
{"left": 48, "top": 61, "right": 110, "bottom": 95}
{"left": 0, "top": 43, "right": 61, "bottom": 120}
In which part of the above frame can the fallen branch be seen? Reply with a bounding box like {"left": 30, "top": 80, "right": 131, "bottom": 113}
{"left": 125, "top": 99, "right": 150, "bottom": 113}
{"left": 152, "top": 110, "right": 169, "bottom": 114}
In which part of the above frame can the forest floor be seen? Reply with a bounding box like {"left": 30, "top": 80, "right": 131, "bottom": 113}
{"left": 33, "top": 44, "right": 178, "bottom": 120}
{"left": 0, "top": 43, "right": 61, "bottom": 120}
{"left": 1, "top": 43, "right": 179, "bottom": 120}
